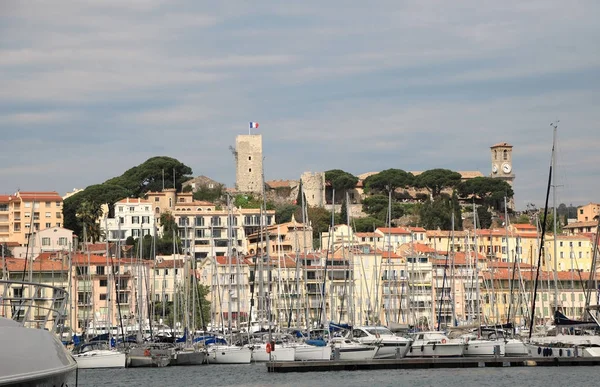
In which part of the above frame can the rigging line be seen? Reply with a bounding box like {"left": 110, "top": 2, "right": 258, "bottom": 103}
{"left": 528, "top": 145, "right": 554, "bottom": 341}
{"left": 437, "top": 214, "right": 454, "bottom": 331}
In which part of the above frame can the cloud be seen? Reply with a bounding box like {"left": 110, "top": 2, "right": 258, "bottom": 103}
{"left": 1, "top": 0, "right": 599, "bottom": 206}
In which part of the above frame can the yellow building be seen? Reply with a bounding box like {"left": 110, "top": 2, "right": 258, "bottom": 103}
{"left": 0, "top": 191, "right": 63, "bottom": 246}
{"left": 577, "top": 203, "right": 600, "bottom": 222}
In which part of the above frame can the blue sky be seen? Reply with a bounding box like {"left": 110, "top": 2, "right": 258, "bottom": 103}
{"left": 1, "top": 0, "right": 599, "bottom": 209}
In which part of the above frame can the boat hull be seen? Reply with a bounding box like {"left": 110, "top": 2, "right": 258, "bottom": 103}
{"left": 504, "top": 339, "right": 529, "bottom": 356}
{"left": 170, "top": 350, "right": 207, "bottom": 366}
{"left": 526, "top": 344, "right": 578, "bottom": 358}
{"left": 463, "top": 340, "right": 505, "bottom": 357}
{"left": 294, "top": 344, "right": 332, "bottom": 361}
{"left": 333, "top": 345, "right": 378, "bottom": 361}
{"left": 373, "top": 342, "right": 411, "bottom": 359}
{"left": 406, "top": 343, "right": 464, "bottom": 357}
{"left": 207, "top": 346, "right": 252, "bottom": 364}
{"left": 73, "top": 350, "right": 126, "bottom": 369}
{"left": 251, "top": 345, "right": 295, "bottom": 362}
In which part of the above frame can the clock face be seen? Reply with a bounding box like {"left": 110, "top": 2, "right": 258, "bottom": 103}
{"left": 502, "top": 163, "right": 512, "bottom": 174}
{"left": 492, "top": 164, "right": 498, "bottom": 174}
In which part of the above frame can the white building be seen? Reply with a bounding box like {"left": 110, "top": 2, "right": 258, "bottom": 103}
{"left": 11, "top": 226, "right": 75, "bottom": 258}
{"left": 105, "top": 198, "right": 158, "bottom": 241}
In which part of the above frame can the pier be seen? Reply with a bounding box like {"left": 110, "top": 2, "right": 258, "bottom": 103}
{"left": 266, "top": 357, "right": 600, "bottom": 372}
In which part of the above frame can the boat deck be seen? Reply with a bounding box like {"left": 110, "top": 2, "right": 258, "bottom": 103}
{"left": 266, "top": 356, "right": 600, "bottom": 372}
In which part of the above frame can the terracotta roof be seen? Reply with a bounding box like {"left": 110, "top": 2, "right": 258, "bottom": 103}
{"left": 174, "top": 200, "right": 215, "bottom": 207}
{"left": 5, "top": 257, "right": 68, "bottom": 272}
{"left": 433, "top": 251, "right": 486, "bottom": 266}
{"left": 374, "top": 248, "right": 403, "bottom": 259}
{"left": 355, "top": 232, "right": 379, "bottom": 238}
{"left": 484, "top": 269, "right": 600, "bottom": 281}
{"left": 154, "top": 259, "right": 185, "bottom": 269}
{"left": 0, "top": 195, "right": 16, "bottom": 202}
{"left": 408, "top": 227, "right": 426, "bottom": 232}
{"left": 17, "top": 191, "right": 63, "bottom": 201}
{"left": 490, "top": 142, "right": 513, "bottom": 148}
{"left": 564, "top": 221, "right": 599, "bottom": 229}
{"left": 377, "top": 227, "right": 411, "bottom": 235}
{"left": 513, "top": 223, "right": 536, "bottom": 230}
{"left": 116, "top": 198, "right": 150, "bottom": 204}
{"left": 487, "top": 261, "right": 532, "bottom": 269}
{"left": 426, "top": 230, "right": 468, "bottom": 237}
{"left": 215, "top": 256, "right": 248, "bottom": 265}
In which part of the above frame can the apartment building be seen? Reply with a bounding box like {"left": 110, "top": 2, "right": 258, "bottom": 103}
{"left": 0, "top": 191, "right": 63, "bottom": 246}
{"left": 246, "top": 220, "right": 312, "bottom": 257}
{"left": 105, "top": 198, "right": 157, "bottom": 241}
{"left": 11, "top": 226, "right": 75, "bottom": 258}
{"left": 577, "top": 203, "right": 600, "bottom": 222}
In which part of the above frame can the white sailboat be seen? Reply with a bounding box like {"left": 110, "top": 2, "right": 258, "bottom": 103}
{"left": 72, "top": 341, "right": 127, "bottom": 368}
{"left": 348, "top": 326, "right": 411, "bottom": 359}
{"left": 405, "top": 331, "right": 464, "bottom": 357}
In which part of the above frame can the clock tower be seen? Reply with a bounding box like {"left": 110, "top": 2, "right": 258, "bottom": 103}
{"left": 490, "top": 142, "right": 515, "bottom": 209}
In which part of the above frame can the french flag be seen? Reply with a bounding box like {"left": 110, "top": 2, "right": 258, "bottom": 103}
{"left": 249, "top": 122, "right": 259, "bottom": 129}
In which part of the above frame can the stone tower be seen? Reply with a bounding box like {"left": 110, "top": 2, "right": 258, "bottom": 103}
{"left": 300, "top": 171, "right": 326, "bottom": 207}
{"left": 490, "top": 142, "right": 515, "bottom": 208}
{"left": 235, "top": 134, "right": 263, "bottom": 194}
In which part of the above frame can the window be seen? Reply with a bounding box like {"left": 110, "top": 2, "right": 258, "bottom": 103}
{"left": 58, "top": 237, "right": 67, "bottom": 246}
{"left": 45, "top": 222, "right": 51, "bottom": 228}
{"left": 25, "top": 202, "right": 31, "bottom": 208}
{"left": 165, "top": 269, "right": 169, "bottom": 275}
{"left": 119, "top": 206, "right": 123, "bottom": 212}
{"left": 99, "top": 279, "right": 107, "bottom": 287}
{"left": 119, "top": 217, "right": 124, "bottom": 224}
{"left": 578, "top": 242, "right": 582, "bottom": 247}
{"left": 42, "top": 237, "right": 51, "bottom": 246}
{"left": 145, "top": 206, "right": 149, "bottom": 211}
{"left": 580, "top": 209, "right": 584, "bottom": 214}
{"left": 56, "top": 212, "right": 61, "bottom": 219}
{"left": 45, "top": 212, "right": 51, "bottom": 218}
{"left": 155, "top": 207, "right": 160, "bottom": 214}
{"left": 55, "top": 201, "right": 61, "bottom": 207}
{"left": 56, "top": 223, "right": 61, "bottom": 227}
{"left": 45, "top": 201, "right": 51, "bottom": 207}
{"left": 25, "top": 212, "right": 31, "bottom": 218}
{"left": 132, "top": 216, "right": 140, "bottom": 224}
{"left": 169, "top": 198, "right": 172, "bottom": 207}
{"left": 560, "top": 252, "right": 564, "bottom": 258}
{"left": 175, "top": 269, "right": 179, "bottom": 275}
{"left": 503, "top": 150, "right": 508, "bottom": 160}
{"left": 99, "top": 294, "right": 107, "bottom": 301}
{"left": 154, "top": 197, "right": 160, "bottom": 202}
{"left": 249, "top": 168, "right": 252, "bottom": 172}
{"left": 195, "top": 216, "right": 204, "bottom": 227}
{"left": 129, "top": 206, "right": 135, "bottom": 212}
{"left": 76, "top": 266, "right": 88, "bottom": 275}
{"left": 579, "top": 252, "right": 583, "bottom": 259}
{"left": 96, "top": 266, "right": 105, "bottom": 275}
{"left": 142, "top": 216, "right": 149, "bottom": 224}
{"left": 132, "top": 229, "right": 140, "bottom": 237}
{"left": 560, "top": 242, "right": 563, "bottom": 247}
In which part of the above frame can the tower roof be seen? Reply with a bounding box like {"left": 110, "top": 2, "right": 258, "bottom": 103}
{"left": 490, "top": 142, "right": 513, "bottom": 148}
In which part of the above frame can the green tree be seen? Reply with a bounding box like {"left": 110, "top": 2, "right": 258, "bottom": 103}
{"left": 275, "top": 204, "right": 300, "bottom": 224}
{"left": 325, "top": 169, "right": 358, "bottom": 192}
{"left": 63, "top": 184, "right": 131, "bottom": 237}
{"left": 193, "top": 184, "right": 224, "bottom": 203}
{"left": 361, "top": 195, "right": 405, "bottom": 224}
{"left": 457, "top": 177, "right": 514, "bottom": 211}
{"left": 1, "top": 243, "right": 13, "bottom": 258}
{"left": 543, "top": 212, "right": 563, "bottom": 233}
{"left": 351, "top": 216, "right": 386, "bottom": 232}
{"left": 516, "top": 214, "right": 531, "bottom": 224}
{"left": 415, "top": 169, "right": 462, "bottom": 198}
{"left": 340, "top": 197, "right": 348, "bottom": 225}
{"left": 476, "top": 206, "right": 492, "bottom": 229}
{"left": 76, "top": 200, "right": 104, "bottom": 243}
{"left": 105, "top": 156, "right": 193, "bottom": 197}
{"left": 419, "top": 196, "right": 455, "bottom": 230}
{"left": 152, "top": 282, "right": 211, "bottom": 330}
{"left": 363, "top": 169, "right": 414, "bottom": 194}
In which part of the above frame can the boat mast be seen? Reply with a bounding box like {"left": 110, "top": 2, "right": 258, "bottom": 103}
{"left": 473, "top": 201, "right": 481, "bottom": 335}
{"left": 551, "top": 122, "right": 559, "bottom": 313}
{"left": 300, "top": 181, "right": 310, "bottom": 330}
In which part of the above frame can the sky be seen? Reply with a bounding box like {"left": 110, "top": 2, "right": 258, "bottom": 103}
{"left": 1, "top": 0, "right": 599, "bottom": 210}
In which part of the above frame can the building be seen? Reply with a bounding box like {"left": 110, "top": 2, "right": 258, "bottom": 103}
{"left": 577, "top": 203, "right": 600, "bottom": 222}
{"left": 146, "top": 189, "right": 275, "bottom": 259}
{"left": 105, "top": 198, "right": 157, "bottom": 241}
{"left": 246, "top": 219, "right": 312, "bottom": 257}
{"left": 11, "top": 226, "right": 75, "bottom": 258}
{"left": 0, "top": 191, "right": 64, "bottom": 246}
{"left": 490, "top": 142, "right": 515, "bottom": 209}
{"left": 152, "top": 256, "right": 186, "bottom": 305}
{"left": 235, "top": 134, "right": 264, "bottom": 195}
{"left": 563, "top": 221, "right": 598, "bottom": 235}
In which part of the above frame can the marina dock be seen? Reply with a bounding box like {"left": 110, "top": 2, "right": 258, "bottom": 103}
{"left": 266, "top": 357, "right": 600, "bottom": 372}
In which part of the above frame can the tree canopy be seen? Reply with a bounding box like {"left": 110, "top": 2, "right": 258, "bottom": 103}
{"left": 414, "top": 169, "right": 462, "bottom": 198}
{"left": 361, "top": 194, "right": 405, "bottom": 224}
{"left": 325, "top": 169, "right": 358, "bottom": 192}
{"left": 457, "top": 177, "right": 514, "bottom": 211}
{"left": 105, "top": 156, "right": 193, "bottom": 197}
{"left": 76, "top": 200, "right": 104, "bottom": 243}
{"left": 363, "top": 169, "right": 414, "bottom": 194}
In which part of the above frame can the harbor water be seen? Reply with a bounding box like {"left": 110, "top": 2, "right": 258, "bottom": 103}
{"left": 71, "top": 364, "right": 600, "bottom": 386}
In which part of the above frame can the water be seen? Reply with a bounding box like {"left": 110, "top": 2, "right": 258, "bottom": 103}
{"left": 71, "top": 364, "right": 600, "bottom": 387}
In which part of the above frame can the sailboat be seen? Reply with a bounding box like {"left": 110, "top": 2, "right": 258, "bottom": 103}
{"left": 72, "top": 223, "right": 126, "bottom": 369}
{"left": 526, "top": 123, "right": 600, "bottom": 358}
{"left": 205, "top": 199, "right": 252, "bottom": 364}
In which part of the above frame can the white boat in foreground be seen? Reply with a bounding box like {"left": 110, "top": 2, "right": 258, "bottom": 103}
{"left": 406, "top": 331, "right": 464, "bottom": 357}
{"left": 0, "top": 280, "right": 77, "bottom": 386}
{"left": 207, "top": 345, "right": 252, "bottom": 364}
{"left": 350, "top": 326, "right": 412, "bottom": 359}
{"left": 72, "top": 342, "right": 126, "bottom": 368}
{"left": 462, "top": 337, "right": 506, "bottom": 357}
{"left": 293, "top": 343, "right": 333, "bottom": 361}
{"left": 249, "top": 343, "right": 296, "bottom": 362}
{"left": 330, "top": 338, "right": 379, "bottom": 360}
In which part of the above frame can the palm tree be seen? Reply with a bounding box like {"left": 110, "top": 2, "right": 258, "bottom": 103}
{"left": 77, "top": 200, "right": 104, "bottom": 243}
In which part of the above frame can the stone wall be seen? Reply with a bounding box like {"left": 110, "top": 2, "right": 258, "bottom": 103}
{"left": 301, "top": 171, "right": 325, "bottom": 207}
